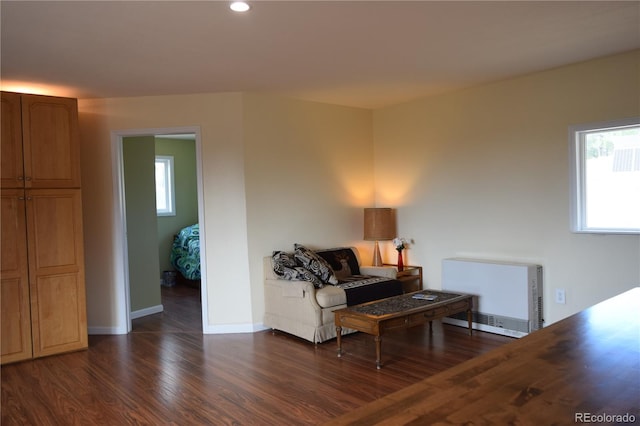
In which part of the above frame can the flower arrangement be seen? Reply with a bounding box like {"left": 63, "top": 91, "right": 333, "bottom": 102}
{"left": 393, "top": 237, "right": 408, "bottom": 252}
{"left": 392, "top": 237, "right": 408, "bottom": 271}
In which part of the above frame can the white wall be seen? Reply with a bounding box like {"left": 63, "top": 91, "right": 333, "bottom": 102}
{"left": 373, "top": 50, "right": 640, "bottom": 325}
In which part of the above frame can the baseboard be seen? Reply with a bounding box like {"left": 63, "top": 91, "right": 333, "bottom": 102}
{"left": 88, "top": 326, "right": 128, "bottom": 335}
{"left": 130, "top": 304, "right": 163, "bottom": 320}
{"left": 203, "top": 322, "right": 270, "bottom": 334}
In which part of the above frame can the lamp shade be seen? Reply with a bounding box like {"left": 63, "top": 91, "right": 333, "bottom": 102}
{"left": 363, "top": 208, "right": 395, "bottom": 241}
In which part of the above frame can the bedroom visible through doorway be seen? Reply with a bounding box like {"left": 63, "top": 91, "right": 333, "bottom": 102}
{"left": 113, "top": 127, "right": 207, "bottom": 334}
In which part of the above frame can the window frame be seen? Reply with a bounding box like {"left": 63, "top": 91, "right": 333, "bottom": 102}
{"left": 155, "top": 155, "right": 176, "bottom": 217}
{"left": 569, "top": 117, "right": 640, "bottom": 234}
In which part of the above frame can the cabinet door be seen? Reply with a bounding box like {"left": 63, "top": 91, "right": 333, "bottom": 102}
{"left": 1, "top": 189, "right": 33, "bottom": 364}
{"left": 1, "top": 92, "right": 25, "bottom": 188}
{"left": 21, "top": 94, "right": 81, "bottom": 188}
{"left": 26, "top": 189, "right": 87, "bottom": 357}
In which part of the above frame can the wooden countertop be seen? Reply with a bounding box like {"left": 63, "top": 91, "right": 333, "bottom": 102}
{"left": 326, "top": 287, "right": 640, "bottom": 425}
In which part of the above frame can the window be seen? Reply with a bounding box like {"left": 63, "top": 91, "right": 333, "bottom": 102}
{"left": 155, "top": 155, "right": 175, "bottom": 216}
{"left": 569, "top": 118, "right": 640, "bottom": 234}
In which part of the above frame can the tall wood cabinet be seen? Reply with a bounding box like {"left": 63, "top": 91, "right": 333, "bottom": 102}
{"left": 1, "top": 92, "right": 87, "bottom": 364}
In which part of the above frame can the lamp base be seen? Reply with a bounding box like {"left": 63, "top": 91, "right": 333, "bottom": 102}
{"left": 372, "top": 241, "right": 383, "bottom": 266}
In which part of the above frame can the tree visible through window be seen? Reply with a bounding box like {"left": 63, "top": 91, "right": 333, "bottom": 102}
{"left": 155, "top": 155, "right": 175, "bottom": 216}
{"left": 570, "top": 118, "right": 640, "bottom": 233}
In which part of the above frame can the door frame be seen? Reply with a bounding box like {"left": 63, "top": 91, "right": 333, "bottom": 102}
{"left": 111, "top": 126, "right": 207, "bottom": 333}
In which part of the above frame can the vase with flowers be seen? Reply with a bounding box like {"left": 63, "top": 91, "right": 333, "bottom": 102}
{"left": 393, "top": 237, "right": 407, "bottom": 272}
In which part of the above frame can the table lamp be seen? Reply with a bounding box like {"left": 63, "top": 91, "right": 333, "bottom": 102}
{"left": 363, "top": 207, "right": 395, "bottom": 266}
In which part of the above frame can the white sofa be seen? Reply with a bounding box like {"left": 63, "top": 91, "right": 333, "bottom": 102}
{"left": 263, "top": 247, "right": 398, "bottom": 343}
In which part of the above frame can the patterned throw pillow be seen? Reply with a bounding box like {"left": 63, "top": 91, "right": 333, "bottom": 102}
{"left": 294, "top": 244, "right": 339, "bottom": 285}
{"left": 290, "top": 266, "right": 324, "bottom": 288}
{"left": 272, "top": 251, "right": 324, "bottom": 288}
{"left": 272, "top": 251, "right": 296, "bottom": 270}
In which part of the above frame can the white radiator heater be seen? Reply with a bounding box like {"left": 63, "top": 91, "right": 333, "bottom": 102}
{"left": 441, "top": 258, "right": 543, "bottom": 338}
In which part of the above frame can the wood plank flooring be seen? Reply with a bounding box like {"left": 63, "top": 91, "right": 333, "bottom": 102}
{"left": 327, "top": 288, "right": 640, "bottom": 425}
{"left": 131, "top": 284, "right": 203, "bottom": 333}
{"left": 1, "top": 285, "right": 513, "bottom": 425}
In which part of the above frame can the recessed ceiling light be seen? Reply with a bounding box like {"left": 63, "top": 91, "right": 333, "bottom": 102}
{"left": 230, "top": 2, "right": 250, "bottom": 12}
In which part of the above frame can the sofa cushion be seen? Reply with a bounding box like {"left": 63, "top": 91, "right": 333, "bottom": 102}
{"left": 316, "top": 247, "right": 361, "bottom": 280}
{"left": 315, "top": 285, "right": 347, "bottom": 308}
{"left": 294, "top": 244, "right": 338, "bottom": 285}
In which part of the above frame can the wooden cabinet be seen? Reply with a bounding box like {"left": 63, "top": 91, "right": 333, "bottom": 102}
{"left": 1, "top": 190, "right": 32, "bottom": 363}
{"left": 1, "top": 92, "right": 24, "bottom": 188}
{"left": 1, "top": 93, "right": 81, "bottom": 189}
{"left": 26, "top": 189, "right": 88, "bottom": 357}
{"left": 1, "top": 92, "right": 87, "bottom": 364}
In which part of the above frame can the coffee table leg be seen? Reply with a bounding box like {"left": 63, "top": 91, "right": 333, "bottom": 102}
{"left": 375, "top": 335, "right": 382, "bottom": 369}
{"left": 336, "top": 326, "right": 343, "bottom": 357}
{"left": 467, "top": 309, "right": 473, "bottom": 335}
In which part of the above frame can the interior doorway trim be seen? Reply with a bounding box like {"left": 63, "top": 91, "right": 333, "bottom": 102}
{"left": 111, "top": 126, "right": 207, "bottom": 333}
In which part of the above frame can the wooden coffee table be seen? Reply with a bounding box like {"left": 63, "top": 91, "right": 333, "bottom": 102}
{"left": 334, "top": 290, "right": 473, "bottom": 369}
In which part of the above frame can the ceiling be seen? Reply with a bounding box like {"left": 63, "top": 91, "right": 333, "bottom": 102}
{"left": 2, "top": 1, "right": 639, "bottom": 109}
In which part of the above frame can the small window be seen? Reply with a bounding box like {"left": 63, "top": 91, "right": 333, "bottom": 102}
{"left": 155, "top": 156, "right": 175, "bottom": 216}
{"left": 569, "top": 118, "right": 640, "bottom": 234}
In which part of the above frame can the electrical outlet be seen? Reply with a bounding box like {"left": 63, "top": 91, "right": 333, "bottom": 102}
{"left": 555, "top": 288, "right": 566, "bottom": 304}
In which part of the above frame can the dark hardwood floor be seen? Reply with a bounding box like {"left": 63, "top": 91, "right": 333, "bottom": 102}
{"left": 131, "top": 284, "right": 203, "bottom": 333}
{"left": 1, "top": 285, "right": 513, "bottom": 425}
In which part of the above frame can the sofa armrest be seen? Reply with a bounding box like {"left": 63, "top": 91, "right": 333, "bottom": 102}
{"left": 264, "top": 255, "right": 322, "bottom": 308}
{"left": 360, "top": 265, "right": 398, "bottom": 279}
{"left": 264, "top": 277, "right": 323, "bottom": 309}
{"left": 265, "top": 277, "right": 315, "bottom": 298}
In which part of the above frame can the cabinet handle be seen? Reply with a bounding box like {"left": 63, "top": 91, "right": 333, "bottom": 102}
{"left": 25, "top": 177, "right": 32, "bottom": 181}
{"left": 26, "top": 196, "right": 32, "bottom": 201}
{"left": 18, "top": 196, "right": 25, "bottom": 200}
{"left": 17, "top": 176, "right": 24, "bottom": 181}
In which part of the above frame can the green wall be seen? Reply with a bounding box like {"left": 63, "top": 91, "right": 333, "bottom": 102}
{"left": 123, "top": 136, "right": 161, "bottom": 312}
{"left": 155, "top": 137, "right": 198, "bottom": 276}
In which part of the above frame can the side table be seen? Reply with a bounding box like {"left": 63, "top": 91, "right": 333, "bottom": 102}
{"left": 384, "top": 264, "right": 423, "bottom": 293}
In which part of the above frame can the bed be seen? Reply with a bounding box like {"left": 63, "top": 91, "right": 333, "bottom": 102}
{"left": 170, "top": 223, "right": 201, "bottom": 281}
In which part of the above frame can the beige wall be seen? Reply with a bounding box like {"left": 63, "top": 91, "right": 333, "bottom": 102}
{"left": 78, "top": 92, "right": 375, "bottom": 333}
{"left": 79, "top": 93, "right": 250, "bottom": 333}
{"left": 373, "top": 50, "right": 640, "bottom": 325}
{"left": 78, "top": 51, "right": 639, "bottom": 334}
{"left": 242, "top": 93, "right": 375, "bottom": 321}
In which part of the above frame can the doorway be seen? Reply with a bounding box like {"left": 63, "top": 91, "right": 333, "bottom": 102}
{"left": 112, "top": 127, "right": 207, "bottom": 333}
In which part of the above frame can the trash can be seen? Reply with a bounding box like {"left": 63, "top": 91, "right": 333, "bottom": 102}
{"left": 161, "top": 270, "right": 177, "bottom": 287}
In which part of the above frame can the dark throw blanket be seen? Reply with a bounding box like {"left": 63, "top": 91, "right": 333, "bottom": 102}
{"left": 336, "top": 275, "right": 403, "bottom": 306}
